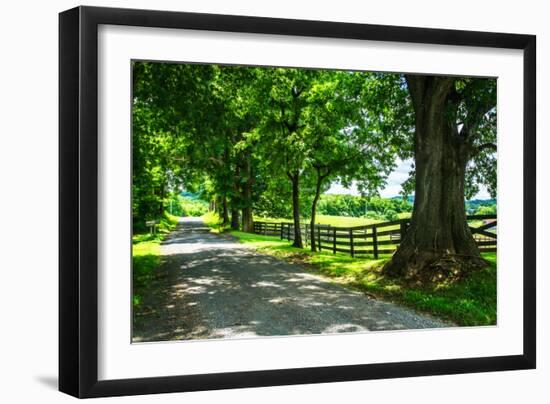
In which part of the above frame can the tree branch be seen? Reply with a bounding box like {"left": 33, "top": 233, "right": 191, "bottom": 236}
{"left": 475, "top": 142, "right": 497, "bottom": 155}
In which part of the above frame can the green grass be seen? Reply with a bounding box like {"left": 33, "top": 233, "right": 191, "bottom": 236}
{"left": 132, "top": 239, "right": 161, "bottom": 307}
{"left": 202, "top": 211, "right": 230, "bottom": 233}
{"left": 206, "top": 212, "right": 382, "bottom": 232}
{"left": 230, "top": 231, "right": 496, "bottom": 327}
{"left": 253, "top": 214, "right": 381, "bottom": 227}
{"left": 132, "top": 212, "right": 179, "bottom": 309}
{"left": 315, "top": 215, "right": 378, "bottom": 227}
{"left": 254, "top": 213, "right": 412, "bottom": 228}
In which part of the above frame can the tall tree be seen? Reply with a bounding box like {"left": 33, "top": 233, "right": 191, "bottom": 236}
{"left": 256, "top": 68, "right": 324, "bottom": 247}
{"left": 304, "top": 72, "right": 402, "bottom": 251}
{"left": 383, "top": 75, "right": 496, "bottom": 279}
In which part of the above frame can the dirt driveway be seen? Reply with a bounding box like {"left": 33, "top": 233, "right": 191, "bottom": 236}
{"left": 133, "top": 217, "right": 448, "bottom": 342}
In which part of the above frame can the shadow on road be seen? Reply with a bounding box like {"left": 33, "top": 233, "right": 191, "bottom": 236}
{"left": 133, "top": 220, "right": 447, "bottom": 342}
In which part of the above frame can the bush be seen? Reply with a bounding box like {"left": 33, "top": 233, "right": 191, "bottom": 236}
{"left": 180, "top": 196, "right": 209, "bottom": 217}
{"left": 475, "top": 204, "right": 496, "bottom": 215}
{"left": 383, "top": 209, "right": 398, "bottom": 221}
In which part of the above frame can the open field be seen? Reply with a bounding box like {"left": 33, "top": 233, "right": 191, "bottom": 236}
{"left": 253, "top": 213, "right": 411, "bottom": 228}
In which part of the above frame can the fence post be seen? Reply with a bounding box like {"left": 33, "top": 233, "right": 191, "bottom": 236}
{"left": 317, "top": 226, "right": 322, "bottom": 252}
{"left": 280, "top": 223, "right": 284, "bottom": 240}
{"left": 332, "top": 228, "right": 336, "bottom": 254}
{"left": 372, "top": 225, "right": 378, "bottom": 259}
{"left": 349, "top": 228, "right": 354, "bottom": 258}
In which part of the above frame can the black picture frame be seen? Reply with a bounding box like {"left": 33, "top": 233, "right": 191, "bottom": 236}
{"left": 59, "top": 5, "right": 536, "bottom": 398}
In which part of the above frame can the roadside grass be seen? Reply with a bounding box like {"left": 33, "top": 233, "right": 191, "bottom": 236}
{"left": 132, "top": 212, "right": 179, "bottom": 310}
{"left": 202, "top": 211, "right": 231, "bottom": 233}
{"left": 229, "top": 231, "right": 497, "bottom": 327}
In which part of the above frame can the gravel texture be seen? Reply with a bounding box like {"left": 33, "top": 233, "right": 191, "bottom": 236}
{"left": 133, "top": 217, "right": 448, "bottom": 342}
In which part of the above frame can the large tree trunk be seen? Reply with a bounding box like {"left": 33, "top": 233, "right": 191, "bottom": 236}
{"left": 230, "top": 205, "right": 240, "bottom": 230}
{"left": 241, "top": 152, "right": 254, "bottom": 232}
{"left": 221, "top": 196, "right": 229, "bottom": 225}
{"left": 157, "top": 187, "right": 165, "bottom": 217}
{"left": 241, "top": 205, "right": 253, "bottom": 232}
{"left": 310, "top": 171, "right": 324, "bottom": 252}
{"left": 289, "top": 171, "right": 303, "bottom": 248}
{"left": 230, "top": 164, "right": 241, "bottom": 230}
{"left": 383, "top": 76, "right": 487, "bottom": 281}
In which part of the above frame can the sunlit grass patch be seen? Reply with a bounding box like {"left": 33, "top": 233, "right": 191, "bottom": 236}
{"left": 356, "top": 253, "right": 496, "bottom": 326}
{"left": 202, "top": 211, "right": 231, "bottom": 233}
{"left": 252, "top": 213, "right": 412, "bottom": 228}
{"left": 315, "top": 215, "right": 378, "bottom": 227}
{"left": 132, "top": 211, "right": 178, "bottom": 312}
{"left": 252, "top": 214, "right": 379, "bottom": 227}
{"left": 132, "top": 239, "right": 160, "bottom": 310}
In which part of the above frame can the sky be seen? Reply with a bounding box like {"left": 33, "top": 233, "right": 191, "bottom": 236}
{"left": 326, "top": 158, "right": 492, "bottom": 200}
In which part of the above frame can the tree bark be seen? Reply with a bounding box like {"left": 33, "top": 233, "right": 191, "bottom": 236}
{"left": 310, "top": 169, "right": 326, "bottom": 252}
{"left": 157, "top": 187, "right": 165, "bottom": 217}
{"left": 241, "top": 152, "right": 254, "bottom": 232}
{"left": 221, "top": 196, "right": 229, "bottom": 225}
{"left": 230, "top": 205, "right": 240, "bottom": 230}
{"left": 383, "top": 76, "right": 487, "bottom": 281}
{"left": 241, "top": 204, "right": 253, "bottom": 232}
{"left": 230, "top": 164, "right": 241, "bottom": 230}
{"left": 289, "top": 171, "right": 303, "bottom": 248}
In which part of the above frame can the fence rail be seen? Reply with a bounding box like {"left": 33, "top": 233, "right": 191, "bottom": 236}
{"left": 253, "top": 215, "right": 496, "bottom": 259}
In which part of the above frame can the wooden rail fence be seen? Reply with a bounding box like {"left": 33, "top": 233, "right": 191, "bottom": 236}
{"left": 253, "top": 214, "right": 496, "bottom": 259}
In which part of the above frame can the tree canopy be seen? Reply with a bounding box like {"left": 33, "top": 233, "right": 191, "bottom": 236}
{"left": 132, "top": 61, "right": 497, "bottom": 275}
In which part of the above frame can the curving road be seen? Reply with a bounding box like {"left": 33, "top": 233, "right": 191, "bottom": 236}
{"left": 133, "top": 217, "right": 448, "bottom": 342}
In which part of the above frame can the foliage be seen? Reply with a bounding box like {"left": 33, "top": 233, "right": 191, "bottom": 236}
{"left": 317, "top": 194, "right": 412, "bottom": 220}
{"left": 132, "top": 62, "right": 496, "bottom": 227}
{"left": 466, "top": 199, "right": 497, "bottom": 215}
{"left": 474, "top": 204, "right": 497, "bottom": 215}
{"left": 132, "top": 61, "right": 497, "bottom": 279}
{"left": 132, "top": 62, "right": 216, "bottom": 229}
{"left": 132, "top": 62, "right": 415, "bottom": 232}
{"left": 179, "top": 195, "right": 209, "bottom": 217}
{"left": 397, "top": 77, "right": 497, "bottom": 200}
{"left": 202, "top": 211, "right": 231, "bottom": 233}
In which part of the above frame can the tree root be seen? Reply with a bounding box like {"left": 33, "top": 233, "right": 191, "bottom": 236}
{"left": 383, "top": 250, "right": 489, "bottom": 285}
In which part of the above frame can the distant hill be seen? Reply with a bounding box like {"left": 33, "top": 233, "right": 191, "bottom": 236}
{"left": 465, "top": 198, "right": 496, "bottom": 214}
{"left": 391, "top": 195, "right": 495, "bottom": 214}
{"left": 181, "top": 191, "right": 203, "bottom": 200}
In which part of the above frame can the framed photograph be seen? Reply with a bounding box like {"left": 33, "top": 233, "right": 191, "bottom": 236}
{"left": 59, "top": 5, "right": 536, "bottom": 398}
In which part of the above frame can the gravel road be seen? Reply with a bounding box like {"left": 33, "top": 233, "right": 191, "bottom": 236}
{"left": 133, "top": 217, "right": 448, "bottom": 342}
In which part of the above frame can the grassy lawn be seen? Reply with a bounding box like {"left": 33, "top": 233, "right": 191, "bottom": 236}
{"left": 132, "top": 213, "right": 179, "bottom": 309}
{"left": 253, "top": 213, "right": 411, "bottom": 228}
{"left": 229, "top": 230, "right": 496, "bottom": 327}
